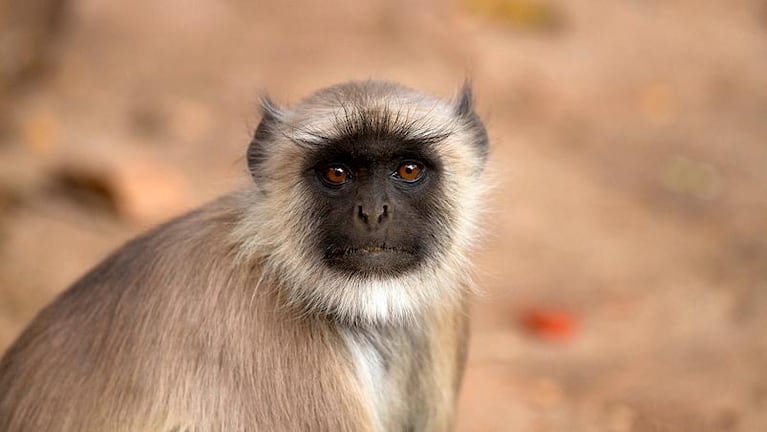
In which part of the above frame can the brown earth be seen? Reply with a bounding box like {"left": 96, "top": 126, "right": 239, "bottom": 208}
{"left": 1, "top": 0, "right": 766, "bottom": 430}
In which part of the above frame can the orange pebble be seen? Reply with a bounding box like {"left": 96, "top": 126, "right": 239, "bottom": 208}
{"left": 520, "top": 309, "right": 579, "bottom": 342}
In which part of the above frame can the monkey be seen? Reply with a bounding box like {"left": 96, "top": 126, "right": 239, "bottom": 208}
{"left": 0, "top": 80, "right": 489, "bottom": 432}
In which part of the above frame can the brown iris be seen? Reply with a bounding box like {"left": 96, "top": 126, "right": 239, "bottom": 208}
{"left": 397, "top": 162, "right": 423, "bottom": 182}
{"left": 323, "top": 166, "right": 350, "bottom": 184}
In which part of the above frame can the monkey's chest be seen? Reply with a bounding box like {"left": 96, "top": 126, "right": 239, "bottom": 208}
{"left": 343, "top": 330, "right": 430, "bottom": 432}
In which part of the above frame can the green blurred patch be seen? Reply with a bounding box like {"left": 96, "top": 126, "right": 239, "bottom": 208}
{"left": 660, "top": 155, "right": 722, "bottom": 201}
{"left": 463, "top": 0, "right": 566, "bottom": 32}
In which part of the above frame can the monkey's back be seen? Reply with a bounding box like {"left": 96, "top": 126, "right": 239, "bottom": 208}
{"left": 0, "top": 195, "right": 370, "bottom": 432}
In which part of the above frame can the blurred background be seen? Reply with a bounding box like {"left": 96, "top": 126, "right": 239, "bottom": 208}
{"left": 1, "top": 0, "right": 766, "bottom": 430}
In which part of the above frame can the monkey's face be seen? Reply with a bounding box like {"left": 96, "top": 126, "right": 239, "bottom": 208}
{"left": 241, "top": 81, "right": 488, "bottom": 323}
{"left": 305, "top": 137, "right": 446, "bottom": 277}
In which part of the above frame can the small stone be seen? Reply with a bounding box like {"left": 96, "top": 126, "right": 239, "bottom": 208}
{"left": 520, "top": 308, "right": 580, "bottom": 342}
{"left": 50, "top": 157, "right": 193, "bottom": 225}
{"left": 111, "top": 158, "right": 193, "bottom": 224}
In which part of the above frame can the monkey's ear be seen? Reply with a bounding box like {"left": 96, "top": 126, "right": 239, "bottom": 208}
{"left": 254, "top": 96, "right": 283, "bottom": 139}
{"left": 454, "top": 80, "right": 475, "bottom": 117}
{"left": 259, "top": 96, "right": 282, "bottom": 123}
{"left": 454, "top": 81, "right": 489, "bottom": 164}
{"left": 248, "top": 96, "right": 283, "bottom": 182}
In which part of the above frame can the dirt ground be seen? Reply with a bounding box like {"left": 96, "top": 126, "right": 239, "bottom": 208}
{"left": 1, "top": 0, "right": 766, "bottom": 430}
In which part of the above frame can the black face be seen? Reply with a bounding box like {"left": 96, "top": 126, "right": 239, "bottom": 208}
{"left": 303, "top": 136, "right": 447, "bottom": 277}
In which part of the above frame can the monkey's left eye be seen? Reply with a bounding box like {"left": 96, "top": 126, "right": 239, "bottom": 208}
{"left": 394, "top": 162, "right": 425, "bottom": 182}
{"left": 321, "top": 166, "right": 351, "bottom": 185}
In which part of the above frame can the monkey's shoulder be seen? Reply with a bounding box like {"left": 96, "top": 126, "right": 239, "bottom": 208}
{"left": 18, "top": 194, "right": 252, "bottom": 339}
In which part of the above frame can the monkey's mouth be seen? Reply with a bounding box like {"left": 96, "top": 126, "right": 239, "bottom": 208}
{"left": 324, "top": 244, "right": 420, "bottom": 275}
{"left": 342, "top": 245, "right": 415, "bottom": 256}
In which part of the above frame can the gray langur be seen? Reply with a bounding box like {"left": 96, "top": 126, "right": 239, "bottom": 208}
{"left": 0, "top": 80, "right": 489, "bottom": 432}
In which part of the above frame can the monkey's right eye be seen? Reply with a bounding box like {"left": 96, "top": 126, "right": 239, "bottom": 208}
{"left": 321, "top": 166, "right": 351, "bottom": 185}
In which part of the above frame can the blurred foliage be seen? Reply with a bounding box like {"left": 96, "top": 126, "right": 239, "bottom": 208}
{"left": 660, "top": 156, "right": 722, "bottom": 201}
{"left": 463, "top": 0, "right": 565, "bottom": 32}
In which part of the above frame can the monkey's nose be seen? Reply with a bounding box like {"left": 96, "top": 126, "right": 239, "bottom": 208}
{"left": 356, "top": 204, "right": 390, "bottom": 229}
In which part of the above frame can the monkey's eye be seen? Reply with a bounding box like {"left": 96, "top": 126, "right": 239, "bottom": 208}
{"left": 394, "top": 162, "right": 425, "bottom": 182}
{"left": 321, "top": 166, "right": 351, "bottom": 185}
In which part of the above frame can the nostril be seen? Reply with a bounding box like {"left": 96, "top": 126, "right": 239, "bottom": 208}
{"left": 378, "top": 205, "right": 389, "bottom": 223}
{"left": 357, "top": 205, "right": 369, "bottom": 223}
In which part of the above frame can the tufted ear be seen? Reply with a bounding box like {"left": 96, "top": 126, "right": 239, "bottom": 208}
{"left": 454, "top": 80, "right": 475, "bottom": 117}
{"left": 453, "top": 81, "right": 489, "bottom": 165}
{"left": 247, "top": 96, "right": 283, "bottom": 182}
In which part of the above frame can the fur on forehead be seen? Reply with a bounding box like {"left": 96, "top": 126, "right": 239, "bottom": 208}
{"left": 237, "top": 80, "right": 488, "bottom": 324}
{"left": 287, "top": 82, "right": 458, "bottom": 143}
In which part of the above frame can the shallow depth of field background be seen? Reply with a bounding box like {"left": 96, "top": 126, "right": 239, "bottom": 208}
{"left": 1, "top": 0, "right": 766, "bottom": 430}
